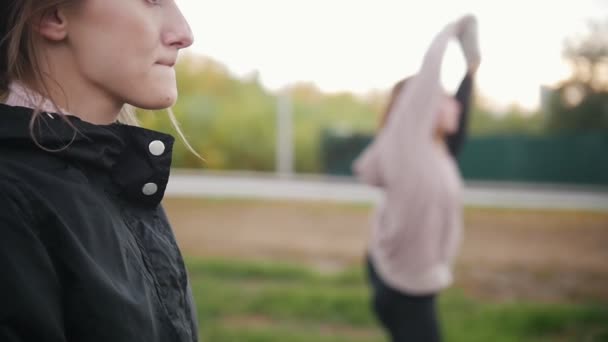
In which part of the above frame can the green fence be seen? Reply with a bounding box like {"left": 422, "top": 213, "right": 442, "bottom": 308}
{"left": 320, "top": 130, "right": 608, "bottom": 186}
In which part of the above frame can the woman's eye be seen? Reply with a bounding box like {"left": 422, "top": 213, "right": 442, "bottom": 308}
{"left": 147, "top": 0, "right": 162, "bottom": 5}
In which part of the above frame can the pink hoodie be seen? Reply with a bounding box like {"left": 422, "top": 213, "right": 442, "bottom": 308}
{"left": 4, "top": 82, "right": 67, "bottom": 114}
{"left": 354, "top": 21, "right": 464, "bottom": 294}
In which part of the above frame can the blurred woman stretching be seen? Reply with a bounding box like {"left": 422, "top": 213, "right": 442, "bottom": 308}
{"left": 353, "top": 15, "right": 481, "bottom": 342}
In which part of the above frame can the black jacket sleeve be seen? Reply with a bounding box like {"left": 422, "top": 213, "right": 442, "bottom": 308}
{"left": 0, "top": 182, "right": 66, "bottom": 342}
{"left": 446, "top": 72, "right": 474, "bottom": 158}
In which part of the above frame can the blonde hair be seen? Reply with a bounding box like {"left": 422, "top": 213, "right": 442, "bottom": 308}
{"left": 0, "top": 0, "right": 201, "bottom": 159}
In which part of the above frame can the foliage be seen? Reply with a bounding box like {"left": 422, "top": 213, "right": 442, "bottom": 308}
{"left": 546, "top": 20, "right": 608, "bottom": 133}
{"left": 139, "top": 22, "right": 608, "bottom": 172}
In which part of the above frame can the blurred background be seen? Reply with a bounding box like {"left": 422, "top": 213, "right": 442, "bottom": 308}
{"left": 147, "top": 1, "right": 607, "bottom": 341}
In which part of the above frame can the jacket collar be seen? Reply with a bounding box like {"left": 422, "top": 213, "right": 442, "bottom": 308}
{"left": 0, "top": 103, "right": 174, "bottom": 208}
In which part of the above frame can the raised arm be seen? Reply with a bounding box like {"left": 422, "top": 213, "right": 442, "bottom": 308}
{"left": 353, "top": 16, "right": 478, "bottom": 187}
{"left": 446, "top": 72, "right": 473, "bottom": 157}
{"left": 383, "top": 22, "right": 459, "bottom": 139}
{"left": 446, "top": 15, "right": 481, "bottom": 158}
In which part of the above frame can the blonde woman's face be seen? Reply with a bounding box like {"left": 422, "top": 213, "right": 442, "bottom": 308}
{"left": 63, "top": 0, "right": 193, "bottom": 110}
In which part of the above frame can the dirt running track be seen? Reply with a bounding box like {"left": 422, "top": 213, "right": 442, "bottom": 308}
{"left": 164, "top": 198, "right": 608, "bottom": 303}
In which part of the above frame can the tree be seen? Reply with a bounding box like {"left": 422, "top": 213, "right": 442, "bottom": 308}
{"left": 563, "top": 21, "right": 608, "bottom": 92}
{"left": 547, "top": 20, "right": 608, "bottom": 132}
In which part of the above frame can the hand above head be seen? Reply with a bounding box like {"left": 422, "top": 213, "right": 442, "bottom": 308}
{"left": 456, "top": 14, "right": 481, "bottom": 74}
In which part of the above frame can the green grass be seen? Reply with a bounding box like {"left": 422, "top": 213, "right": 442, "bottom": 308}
{"left": 187, "top": 258, "right": 608, "bottom": 342}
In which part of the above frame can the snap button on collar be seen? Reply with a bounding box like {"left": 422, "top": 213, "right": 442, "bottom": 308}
{"left": 142, "top": 182, "right": 158, "bottom": 196}
{"left": 149, "top": 140, "right": 166, "bottom": 156}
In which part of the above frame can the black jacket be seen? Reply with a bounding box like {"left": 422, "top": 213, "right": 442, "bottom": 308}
{"left": 0, "top": 104, "right": 198, "bottom": 342}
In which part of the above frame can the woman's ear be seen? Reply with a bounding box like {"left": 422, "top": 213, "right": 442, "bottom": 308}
{"left": 37, "top": 7, "right": 69, "bottom": 41}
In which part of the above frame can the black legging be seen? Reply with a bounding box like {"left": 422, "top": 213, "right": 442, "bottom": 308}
{"left": 367, "top": 257, "right": 441, "bottom": 342}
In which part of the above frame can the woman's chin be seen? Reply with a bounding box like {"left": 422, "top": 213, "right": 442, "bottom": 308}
{"left": 133, "top": 90, "right": 177, "bottom": 110}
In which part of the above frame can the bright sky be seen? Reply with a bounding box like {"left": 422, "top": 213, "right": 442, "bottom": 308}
{"left": 176, "top": 0, "right": 607, "bottom": 111}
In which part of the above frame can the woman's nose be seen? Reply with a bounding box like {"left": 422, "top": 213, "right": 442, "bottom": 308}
{"left": 163, "top": 4, "right": 194, "bottom": 49}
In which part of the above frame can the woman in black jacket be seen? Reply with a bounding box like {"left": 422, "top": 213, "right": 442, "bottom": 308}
{"left": 0, "top": 1, "right": 198, "bottom": 341}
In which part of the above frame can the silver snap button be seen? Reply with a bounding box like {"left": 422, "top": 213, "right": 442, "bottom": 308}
{"left": 142, "top": 183, "right": 158, "bottom": 196}
{"left": 148, "top": 140, "right": 166, "bottom": 156}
